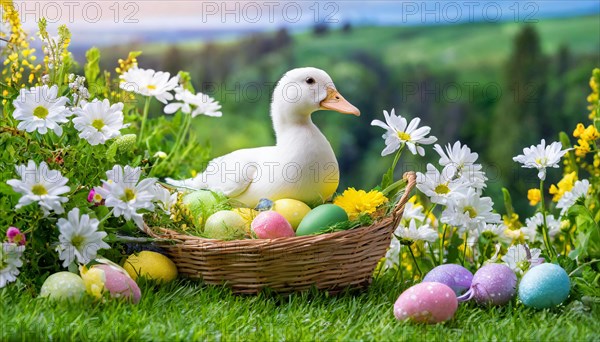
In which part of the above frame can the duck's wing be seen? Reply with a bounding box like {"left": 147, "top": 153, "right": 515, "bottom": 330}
{"left": 166, "top": 148, "right": 263, "bottom": 197}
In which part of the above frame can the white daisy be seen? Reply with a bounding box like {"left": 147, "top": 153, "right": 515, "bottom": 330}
{"left": 0, "top": 243, "right": 26, "bottom": 288}
{"left": 501, "top": 244, "right": 543, "bottom": 275}
{"left": 478, "top": 223, "right": 508, "bottom": 241}
{"left": 6, "top": 160, "right": 70, "bottom": 216}
{"left": 434, "top": 141, "right": 479, "bottom": 169}
{"left": 11, "top": 85, "right": 70, "bottom": 136}
{"left": 384, "top": 238, "right": 401, "bottom": 270}
{"left": 401, "top": 202, "right": 426, "bottom": 223}
{"left": 416, "top": 163, "right": 469, "bottom": 205}
{"left": 525, "top": 212, "right": 561, "bottom": 240}
{"left": 441, "top": 187, "right": 501, "bottom": 233}
{"left": 371, "top": 109, "right": 437, "bottom": 156}
{"left": 56, "top": 208, "right": 110, "bottom": 267}
{"left": 72, "top": 99, "right": 125, "bottom": 146}
{"left": 164, "top": 87, "right": 222, "bottom": 118}
{"left": 94, "top": 165, "right": 157, "bottom": 230}
{"left": 394, "top": 219, "right": 438, "bottom": 244}
{"left": 513, "top": 139, "right": 568, "bottom": 181}
{"left": 120, "top": 67, "right": 179, "bottom": 104}
{"left": 557, "top": 179, "right": 590, "bottom": 216}
{"left": 152, "top": 184, "right": 177, "bottom": 215}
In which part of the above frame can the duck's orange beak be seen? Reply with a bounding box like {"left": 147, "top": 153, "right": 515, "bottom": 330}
{"left": 320, "top": 88, "right": 360, "bottom": 116}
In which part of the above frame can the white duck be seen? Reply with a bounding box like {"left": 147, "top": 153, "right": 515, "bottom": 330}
{"left": 167, "top": 67, "right": 360, "bottom": 207}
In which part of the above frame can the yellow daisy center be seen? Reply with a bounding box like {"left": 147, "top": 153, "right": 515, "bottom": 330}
{"left": 398, "top": 131, "right": 411, "bottom": 141}
{"left": 33, "top": 105, "right": 49, "bottom": 119}
{"left": 434, "top": 184, "right": 450, "bottom": 195}
{"left": 71, "top": 235, "right": 85, "bottom": 249}
{"left": 121, "top": 188, "right": 136, "bottom": 202}
{"left": 91, "top": 119, "right": 105, "bottom": 131}
{"left": 463, "top": 206, "right": 478, "bottom": 219}
{"left": 31, "top": 183, "right": 48, "bottom": 196}
{"left": 147, "top": 84, "right": 156, "bottom": 91}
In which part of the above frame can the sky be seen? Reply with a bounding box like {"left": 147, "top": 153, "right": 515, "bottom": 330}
{"left": 4, "top": 1, "right": 600, "bottom": 45}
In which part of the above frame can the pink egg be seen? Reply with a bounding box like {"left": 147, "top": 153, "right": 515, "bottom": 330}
{"left": 94, "top": 264, "right": 142, "bottom": 303}
{"left": 394, "top": 282, "right": 458, "bottom": 324}
{"left": 251, "top": 211, "right": 295, "bottom": 239}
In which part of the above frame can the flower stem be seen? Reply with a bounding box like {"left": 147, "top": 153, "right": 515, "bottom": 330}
{"left": 137, "top": 97, "right": 151, "bottom": 145}
{"left": 539, "top": 180, "right": 557, "bottom": 259}
{"left": 439, "top": 224, "right": 447, "bottom": 265}
{"left": 98, "top": 209, "right": 114, "bottom": 225}
{"left": 407, "top": 244, "right": 422, "bottom": 277}
{"left": 170, "top": 112, "right": 192, "bottom": 158}
{"left": 461, "top": 232, "right": 469, "bottom": 266}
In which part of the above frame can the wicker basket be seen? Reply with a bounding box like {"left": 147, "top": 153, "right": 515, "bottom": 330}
{"left": 145, "top": 172, "right": 416, "bottom": 294}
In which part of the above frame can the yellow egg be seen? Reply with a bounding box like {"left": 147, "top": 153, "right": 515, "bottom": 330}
{"left": 272, "top": 199, "right": 312, "bottom": 230}
{"left": 123, "top": 251, "right": 178, "bottom": 283}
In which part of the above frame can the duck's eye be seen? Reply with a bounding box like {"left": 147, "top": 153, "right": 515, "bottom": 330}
{"left": 305, "top": 77, "right": 315, "bottom": 85}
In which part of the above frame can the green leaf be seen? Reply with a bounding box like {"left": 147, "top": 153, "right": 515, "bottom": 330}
{"left": 502, "top": 188, "right": 514, "bottom": 217}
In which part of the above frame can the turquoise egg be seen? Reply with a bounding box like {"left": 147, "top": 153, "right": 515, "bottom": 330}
{"left": 296, "top": 204, "right": 348, "bottom": 236}
{"left": 518, "top": 263, "right": 570, "bottom": 309}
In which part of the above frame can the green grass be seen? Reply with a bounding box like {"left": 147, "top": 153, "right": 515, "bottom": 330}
{"left": 2, "top": 275, "right": 599, "bottom": 341}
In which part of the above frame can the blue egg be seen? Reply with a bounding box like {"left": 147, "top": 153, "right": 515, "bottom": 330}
{"left": 518, "top": 263, "right": 570, "bottom": 309}
{"left": 423, "top": 264, "right": 473, "bottom": 295}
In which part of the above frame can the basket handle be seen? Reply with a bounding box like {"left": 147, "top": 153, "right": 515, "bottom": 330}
{"left": 391, "top": 171, "right": 417, "bottom": 228}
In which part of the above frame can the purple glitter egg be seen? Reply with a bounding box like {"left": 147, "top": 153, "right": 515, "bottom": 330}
{"left": 471, "top": 264, "right": 517, "bottom": 306}
{"left": 423, "top": 264, "right": 474, "bottom": 295}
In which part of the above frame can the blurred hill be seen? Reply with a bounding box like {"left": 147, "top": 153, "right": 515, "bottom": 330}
{"left": 96, "top": 15, "right": 600, "bottom": 212}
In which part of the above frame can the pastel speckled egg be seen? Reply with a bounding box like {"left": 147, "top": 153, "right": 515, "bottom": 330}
{"left": 272, "top": 199, "right": 312, "bottom": 230}
{"left": 204, "top": 210, "right": 247, "bottom": 240}
{"left": 471, "top": 264, "right": 517, "bottom": 306}
{"left": 393, "top": 282, "right": 458, "bottom": 324}
{"left": 519, "top": 263, "right": 570, "bottom": 309}
{"left": 40, "top": 272, "right": 86, "bottom": 301}
{"left": 423, "top": 264, "right": 473, "bottom": 295}
{"left": 251, "top": 211, "right": 295, "bottom": 239}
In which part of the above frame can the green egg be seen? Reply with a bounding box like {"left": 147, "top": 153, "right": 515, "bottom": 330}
{"left": 296, "top": 204, "right": 349, "bottom": 236}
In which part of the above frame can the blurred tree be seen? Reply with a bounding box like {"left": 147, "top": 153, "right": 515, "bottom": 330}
{"left": 313, "top": 23, "right": 329, "bottom": 36}
{"left": 488, "top": 25, "right": 547, "bottom": 189}
{"left": 342, "top": 22, "right": 353, "bottom": 34}
{"left": 161, "top": 45, "right": 183, "bottom": 76}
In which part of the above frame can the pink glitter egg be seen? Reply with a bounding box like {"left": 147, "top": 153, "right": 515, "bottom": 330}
{"left": 393, "top": 282, "right": 458, "bottom": 324}
{"left": 470, "top": 264, "right": 517, "bottom": 306}
{"left": 251, "top": 211, "right": 295, "bottom": 239}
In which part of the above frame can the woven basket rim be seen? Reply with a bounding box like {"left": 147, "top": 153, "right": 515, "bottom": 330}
{"left": 144, "top": 172, "right": 416, "bottom": 246}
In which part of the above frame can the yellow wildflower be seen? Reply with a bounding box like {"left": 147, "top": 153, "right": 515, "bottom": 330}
{"left": 549, "top": 171, "right": 577, "bottom": 202}
{"left": 582, "top": 125, "right": 600, "bottom": 141}
{"left": 527, "top": 188, "right": 541, "bottom": 206}
{"left": 333, "top": 188, "right": 388, "bottom": 220}
{"left": 589, "top": 68, "right": 600, "bottom": 119}
{"left": 574, "top": 139, "right": 591, "bottom": 157}
{"left": 573, "top": 123, "right": 586, "bottom": 138}
{"left": 503, "top": 212, "right": 521, "bottom": 230}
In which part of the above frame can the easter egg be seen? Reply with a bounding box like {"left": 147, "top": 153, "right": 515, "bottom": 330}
{"left": 423, "top": 264, "right": 473, "bottom": 295}
{"left": 203, "top": 210, "right": 247, "bottom": 240}
{"left": 183, "top": 190, "right": 220, "bottom": 217}
{"left": 251, "top": 211, "right": 295, "bottom": 239}
{"left": 394, "top": 282, "right": 458, "bottom": 324}
{"left": 519, "top": 263, "right": 570, "bottom": 309}
{"left": 272, "top": 199, "right": 312, "bottom": 230}
{"left": 40, "top": 272, "right": 86, "bottom": 301}
{"left": 123, "top": 251, "right": 178, "bottom": 283}
{"left": 296, "top": 204, "right": 348, "bottom": 236}
{"left": 471, "top": 264, "right": 517, "bottom": 306}
{"left": 93, "top": 264, "right": 141, "bottom": 303}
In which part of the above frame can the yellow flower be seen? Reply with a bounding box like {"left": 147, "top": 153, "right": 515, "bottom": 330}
{"left": 333, "top": 188, "right": 388, "bottom": 220}
{"left": 80, "top": 265, "right": 106, "bottom": 299}
{"left": 503, "top": 213, "right": 521, "bottom": 230}
{"left": 527, "top": 188, "right": 541, "bottom": 206}
{"left": 574, "top": 139, "right": 591, "bottom": 157}
{"left": 549, "top": 171, "right": 577, "bottom": 202}
{"left": 582, "top": 125, "right": 600, "bottom": 141}
{"left": 573, "top": 123, "right": 586, "bottom": 138}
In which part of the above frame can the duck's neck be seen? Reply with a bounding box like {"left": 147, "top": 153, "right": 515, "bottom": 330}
{"left": 271, "top": 99, "right": 319, "bottom": 146}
